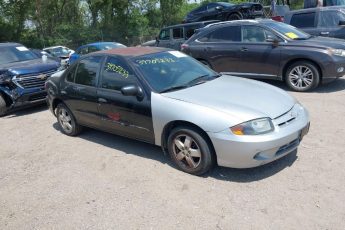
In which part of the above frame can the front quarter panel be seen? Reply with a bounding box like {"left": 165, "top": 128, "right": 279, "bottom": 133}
{"left": 151, "top": 92, "right": 244, "bottom": 146}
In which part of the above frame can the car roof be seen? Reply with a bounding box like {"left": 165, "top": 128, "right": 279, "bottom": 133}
{"left": 95, "top": 47, "right": 171, "bottom": 58}
{"left": 204, "top": 19, "right": 272, "bottom": 28}
{"left": 43, "top": 46, "right": 67, "bottom": 50}
{"left": 163, "top": 20, "right": 220, "bottom": 29}
{"left": 286, "top": 6, "right": 345, "bottom": 14}
{"left": 77, "top": 41, "right": 123, "bottom": 50}
{"left": 0, "top": 42, "right": 23, "bottom": 47}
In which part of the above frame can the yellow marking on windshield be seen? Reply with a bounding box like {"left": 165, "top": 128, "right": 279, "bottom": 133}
{"left": 136, "top": 57, "right": 176, "bottom": 65}
{"left": 285, "top": 32, "right": 298, "bottom": 39}
{"left": 106, "top": 63, "right": 129, "bottom": 78}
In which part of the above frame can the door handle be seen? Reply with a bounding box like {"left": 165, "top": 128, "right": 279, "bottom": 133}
{"left": 98, "top": 98, "right": 107, "bottom": 103}
{"left": 241, "top": 47, "right": 248, "bottom": 52}
{"left": 320, "top": 32, "right": 329, "bottom": 35}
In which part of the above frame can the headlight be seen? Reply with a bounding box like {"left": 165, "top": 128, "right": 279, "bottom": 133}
{"left": 330, "top": 49, "right": 345, "bottom": 57}
{"left": 230, "top": 118, "right": 274, "bottom": 135}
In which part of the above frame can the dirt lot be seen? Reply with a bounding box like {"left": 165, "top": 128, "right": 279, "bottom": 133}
{"left": 0, "top": 79, "right": 344, "bottom": 229}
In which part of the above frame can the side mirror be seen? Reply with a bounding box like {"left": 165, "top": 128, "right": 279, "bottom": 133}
{"left": 215, "top": 6, "right": 223, "bottom": 11}
{"left": 121, "top": 85, "right": 144, "bottom": 101}
{"left": 266, "top": 37, "right": 280, "bottom": 47}
{"left": 339, "top": 20, "right": 345, "bottom": 26}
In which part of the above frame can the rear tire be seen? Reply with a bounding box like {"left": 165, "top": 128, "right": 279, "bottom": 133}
{"left": 56, "top": 103, "right": 82, "bottom": 136}
{"left": 0, "top": 94, "right": 7, "bottom": 117}
{"left": 227, "top": 13, "right": 242, "bottom": 21}
{"left": 167, "top": 126, "right": 215, "bottom": 175}
{"left": 285, "top": 61, "right": 320, "bottom": 92}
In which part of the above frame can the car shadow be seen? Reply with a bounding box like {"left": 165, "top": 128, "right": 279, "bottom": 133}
{"left": 2, "top": 104, "right": 47, "bottom": 118}
{"left": 261, "top": 78, "right": 345, "bottom": 93}
{"left": 53, "top": 123, "right": 298, "bottom": 182}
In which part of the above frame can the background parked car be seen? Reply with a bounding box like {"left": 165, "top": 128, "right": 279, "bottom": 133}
{"left": 284, "top": 6, "right": 345, "bottom": 39}
{"left": 0, "top": 43, "right": 60, "bottom": 116}
{"left": 155, "top": 20, "right": 219, "bottom": 50}
{"left": 43, "top": 46, "right": 74, "bottom": 66}
{"left": 46, "top": 47, "right": 309, "bottom": 175}
{"left": 182, "top": 20, "right": 345, "bottom": 92}
{"left": 184, "top": 2, "right": 263, "bottom": 23}
{"left": 29, "top": 48, "right": 60, "bottom": 63}
{"left": 69, "top": 42, "right": 126, "bottom": 64}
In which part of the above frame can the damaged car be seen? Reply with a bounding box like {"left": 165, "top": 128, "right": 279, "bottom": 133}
{"left": 0, "top": 43, "right": 60, "bottom": 116}
{"left": 46, "top": 47, "right": 310, "bottom": 175}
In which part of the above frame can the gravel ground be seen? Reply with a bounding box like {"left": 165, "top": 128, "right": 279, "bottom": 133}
{"left": 0, "top": 79, "right": 345, "bottom": 230}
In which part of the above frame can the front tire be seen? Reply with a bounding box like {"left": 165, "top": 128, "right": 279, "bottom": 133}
{"left": 285, "top": 61, "right": 320, "bottom": 92}
{"left": 167, "top": 126, "right": 215, "bottom": 175}
{"left": 56, "top": 103, "right": 82, "bottom": 136}
{"left": 0, "top": 94, "right": 7, "bottom": 117}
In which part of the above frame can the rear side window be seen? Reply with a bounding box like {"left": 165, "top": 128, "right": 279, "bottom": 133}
{"left": 79, "top": 47, "right": 89, "bottom": 55}
{"left": 290, "top": 12, "right": 316, "bottom": 28}
{"left": 159, "top": 29, "right": 170, "bottom": 40}
{"left": 101, "top": 56, "right": 136, "bottom": 91}
{"left": 185, "top": 26, "right": 197, "bottom": 39}
{"left": 319, "top": 10, "right": 345, "bottom": 27}
{"left": 88, "top": 46, "right": 99, "bottom": 53}
{"left": 173, "top": 28, "right": 183, "bottom": 39}
{"left": 75, "top": 56, "right": 102, "bottom": 86}
{"left": 199, "top": 26, "right": 241, "bottom": 42}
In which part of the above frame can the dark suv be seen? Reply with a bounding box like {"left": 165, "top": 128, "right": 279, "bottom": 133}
{"left": 284, "top": 6, "right": 345, "bottom": 39}
{"left": 155, "top": 21, "right": 219, "bottom": 50}
{"left": 0, "top": 43, "right": 60, "bottom": 116}
{"left": 182, "top": 20, "right": 345, "bottom": 91}
{"left": 184, "top": 2, "right": 263, "bottom": 23}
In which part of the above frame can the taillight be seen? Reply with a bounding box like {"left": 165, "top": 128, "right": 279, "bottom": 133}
{"left": 271, "top": 16, "right": 284, "bottom": 22}
{"left": 181, "top": 43, "right": 189, "bottom": 51}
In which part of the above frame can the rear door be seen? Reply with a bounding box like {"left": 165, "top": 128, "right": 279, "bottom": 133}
{"left": 318, "top": 10, "right": 345, "bottom": 39}
{"left": 289, "top": 12, "right": 318, "bottom": 36}
{"left": 64, "top": 55, "right": 103, "bottom": 127}
{"left": 97, "top": 56, "right": 154, "bottom": 143}
{"left": 195, "top": 25, "right": 242, "bottom": 73}
{"left": 237, "top": 25, "right": 281, "bottom": 79}
{"left": 171, "top": 27, "right": 184, "bottom": 50}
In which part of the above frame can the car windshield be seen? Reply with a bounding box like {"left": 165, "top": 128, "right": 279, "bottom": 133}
{"left": 218, "top": 2, "right": 234, "bottom": 7}
{"left": 99, "top": 43, "right": 126, "bottom": 50}
{"left": 131, "top": 51, "right": 218, "bottom": 93}
{"left": 47, "top": 47, "right": 70, "bottom": 57}
{"left": 0, "top": 46, "right": 37, "bottom": 65}
{"left": 265, "top": 21, "right": 311, "bottom": 40}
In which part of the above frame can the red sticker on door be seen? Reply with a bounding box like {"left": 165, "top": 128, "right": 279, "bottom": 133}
{"left": 107, "top": 112, "right": 120, "bottom": 121}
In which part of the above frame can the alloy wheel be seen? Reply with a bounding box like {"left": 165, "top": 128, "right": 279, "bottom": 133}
{"left": 58, "top": 108, "right": 73, "bottom": 133}
{"left": 288, "top": 65, "right": 314, "bottom": 90}
{"left": 172, "top": 134, "right": 202, "bottom": 169}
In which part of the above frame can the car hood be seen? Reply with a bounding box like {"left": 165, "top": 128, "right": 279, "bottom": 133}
{"left": 162, "top": 75, "right": 295, "bottom": 120}
{"left": 290, "top": 36, "right": 345, "bottom": 49}
{"left": 0, "top": 58, "right": 59, "bottom": 75}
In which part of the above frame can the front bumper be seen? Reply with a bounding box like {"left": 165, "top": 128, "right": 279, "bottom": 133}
{"left": 322, "top": 58, "right": 345, "bottom": 84}
{"left": 208, "top": 104, "right": 310, "bottom": 168}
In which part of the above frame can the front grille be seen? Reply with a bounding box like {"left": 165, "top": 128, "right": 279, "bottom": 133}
{"left": 28, "top": 92, "right": 47, "bottom": 101}
{"left": 278, "top": 117, "right": 296, "bottom": 127}
{"left": 13, "top": 69, "right": 57, "bottom": 89}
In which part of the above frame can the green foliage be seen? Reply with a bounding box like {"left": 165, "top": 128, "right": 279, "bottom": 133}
{"left": 0, "top": 0, "right": 305, "bottom": 49}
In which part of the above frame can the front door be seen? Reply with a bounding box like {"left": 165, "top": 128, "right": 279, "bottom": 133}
{"left": 97, "top": 56, "right": 154, "bottom": 143}
{"left": 63, "top": 55, "right": 103, "bottom": 127}
{"left": 236, "top": 25, "right": 281, "bottom": 79}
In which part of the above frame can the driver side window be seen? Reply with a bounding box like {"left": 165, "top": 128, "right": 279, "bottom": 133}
{"left": 101, "top": 56, "right": 137, "bottom": 91}
{"left": 242, "top": 26, "right": 279, "bottom": 43}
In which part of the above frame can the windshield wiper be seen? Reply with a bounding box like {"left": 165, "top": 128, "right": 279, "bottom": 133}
{"left": 160, "top": 85, "right": 189, "bottom": 93}
{"left": 187, "top": 74, "right": 220, "bottom": 86}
